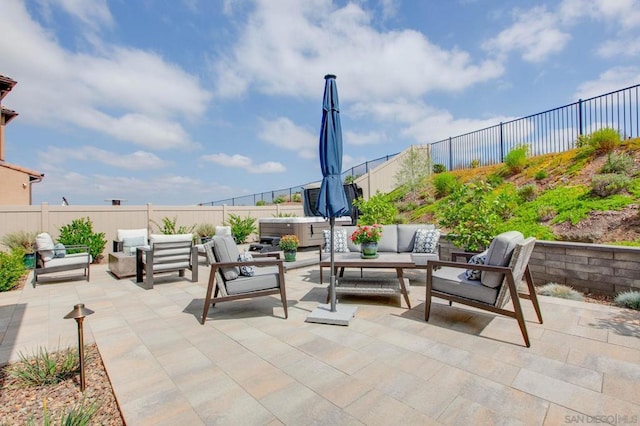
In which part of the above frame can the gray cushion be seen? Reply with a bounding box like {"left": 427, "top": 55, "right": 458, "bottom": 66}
{"left": 212, "top": 236, "right": 240, "bottom": 280}
{"left": 397, "top": 224, "right": 434, "bottom": 252}
{"left": 410, "top": 252, "right": 439, "bottom": 266}
{"left": 377, "top": 225, "right": 398, "bottom": 252}
{"left": 481, "top": 231, "right": 524, "bottom": 288}
{"left": 123, "top": 235, "right": 147, "bottom": 255}
{"left": 432, "top": 266, "right": 499, "bottom": 305}
{"left": 43, "top": 253, "right": 90, "bottom": 268}
{"left": 225, "top": 266, "right": 281, "bottom": 295}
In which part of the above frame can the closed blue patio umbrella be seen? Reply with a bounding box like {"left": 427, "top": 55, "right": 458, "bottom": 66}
{"left": 316, "top": 74, "right": 349, "bottom": 312}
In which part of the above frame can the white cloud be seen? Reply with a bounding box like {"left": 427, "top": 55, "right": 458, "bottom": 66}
{"left": 202, "top": 153, "right": 286, "bottom": 174}
{"left": 258, "top": 117, "right": 317, "bottom": 159}
{"left": 36, "top": 0, "right": 113, "bottom": 27}
{"left": 344, "top": 130, "right": 387, "bottom": 146}
{"left": 559, "top": 0, "right": 640, "bottom": 29}
{"left": 1, "top": 0, "right": 211, "bottom": 150}
{"left": 574, "top": 67, "right": 640, "bottom": 99}
{"left": 483, "top": 6, "right": 570, "bottom": 63}
{"left": 38, "top": 146, "right": 171, "bottom": 170}
{"left": 596, "top": 38, "right": 640, "bottom": 58}
{"left": 213, "top": 0, "right": 503, "bottom": 101}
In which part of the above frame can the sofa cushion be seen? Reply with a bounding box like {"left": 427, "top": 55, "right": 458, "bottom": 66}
{"left": 212, "top": 236, "right": 240, "bottom": 280}
{"left": 432, "top": 266, "right": 499, "bottom": 305}
{"left": 215, "top": 226, "right": 232, "bottom": 238}
{"left": 123, "top": 235, "right": 147, "bottom": 256}
{"left": 377, "top": 225, "right": 398, "bottom": 252}
{"left": 36, "top": 233, "right": 55, "bottom": 262}
{"left": 43, "top": 253, "right": 90, "bottom": 268}
{"left": 238, "top": 251, "right": 255, "bottom": 277}
{"left": 149, "top": 233, "right": 193, "bottom": 246}
{"left": 481, "top": 231, "right": 524, "bottom": 288}
{"left": 117, "top": 228, "right": 148, "bottom": 242}
{"left": 413, "top": 229, "right": 440, "bottom": 254}
{"left": 397, "top": 224, "right": 434, "bottom": 253}
{"left": 341, "top": 226, "right": 359, "bottom": 252}
{"left": 226, "top": 266, "right": 281, "bottom": 295}
{"left": 465, "top": 251, "right": 487, "bottom": 281}
{"left": 322, "top": 229, "right": 350, "bottom": 253}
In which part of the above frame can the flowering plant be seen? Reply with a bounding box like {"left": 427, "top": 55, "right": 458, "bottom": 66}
{"left": 279, "top": 235, "right": 299, "bottom": 251}
{"left": 350, "top": 224, "right": 383, "bottom": 245}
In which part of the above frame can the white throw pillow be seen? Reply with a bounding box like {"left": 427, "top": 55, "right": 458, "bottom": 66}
{"left": 36, "top": 233, "right": 55, "bottom": 262}
{"left": 322, "top": 229, "right": 350, "bottom": 253}
{"left": 412, "top": 229, "right": 440, "bottom": 254}
{"left": 123, "top": 235, "right": 147, "bottom": 255}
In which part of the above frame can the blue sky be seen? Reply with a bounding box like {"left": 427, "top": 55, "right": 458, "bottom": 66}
{"left": 2, "top": 0, "right": 640, "bottom": 206}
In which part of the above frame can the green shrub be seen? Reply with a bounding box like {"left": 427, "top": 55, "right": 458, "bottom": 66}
{"left": 486, "top": 173, "right": 504, "bottom": 188}
{"left": 504, "top": 144, "right": 528, "bottom": 174}
{"left": 255, "top": 200, "right": 266, "bottom": 206}
{"left": 291, "top": 193, "right": 302, "bottom": 203}
{"left": 537, "top": 205, "right": 557, "bottom": 222}
{"left": 150, "top": 216, "right": 195, "bottom": 235}
{"left": 588, "top": 128, "right": 621, "bottom": 153}
{"left": 1, "top": 230, "right": 38, "bottom": 252}
{"left": 534, "top": 170, "right": 548, "bottom": 180}
{"left": 590, "top": 174, "right": 631, "bottom": 197}
{"left": 352, "top": 191, "right": 398, "bottom": 225}
{"left": 517, "top": 184, "right": 538, "bottom": 202}
{"left": 614, "top": 291, "right": 640, "bottom": 310}
{"left": 0, "top": 248, "right": 27, "bottom": 292}
{"left": 273, "top": 196, "right": 286, "bottom": 204}
{"left": 57, "top": 217, "right": 107, "bottom": 262}
{"left": 432, "top": 163, "right": 446, "bottom": 174}
{"left": 470, "top": 159, "right": 480, "bottom": 168}
{"left": 10, "top": 346, "right": 78, "bottom": 386}
{"left": 600, "top": 152, "right": 634, "bottom": 174}
{"left": 35, "top": 398, "right": 102, "bottom": 426}
{"left": 224, "top": 214, "right": 257, "bottom": 243}
{"left": 195, "top": 223, "right": 216, "bottom": 240}
{"left": 536, "top": 283, "right": 584, "bottom": 301}
{"left": 432, "top": 172, "right": 459, "bottom": 198}
{"left": 438, "top": 182, "right": 500, "bottom": 252}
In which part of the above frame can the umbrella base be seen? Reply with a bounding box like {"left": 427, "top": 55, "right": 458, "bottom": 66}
{"left": 305, "top": 303, "right": 357, "bottom": 326}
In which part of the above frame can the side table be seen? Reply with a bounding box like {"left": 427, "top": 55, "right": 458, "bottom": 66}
{"left": 108, "top": 252, "right": 137, "bottom": 279}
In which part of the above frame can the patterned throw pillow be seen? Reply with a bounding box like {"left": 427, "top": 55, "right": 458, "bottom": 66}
{"left": 238, "top": 251, "right": 255, "bottom": 277}
{"left": 465, "top": 252, "right": 487, "bottom": 280}
{"left": 412, "top": 229, "right": 440, "bottom": 254}
{"left": 322, "top": 229, "right": 350, "bottom": 253}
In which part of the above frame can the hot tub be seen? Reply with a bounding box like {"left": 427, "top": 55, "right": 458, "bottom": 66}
{"left": 258, "top": 217, "right": 352, "bottom": 248}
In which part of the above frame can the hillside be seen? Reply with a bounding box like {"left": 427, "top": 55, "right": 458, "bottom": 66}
{"left": 394, "top": 137, "right": 640, "bottom": 246}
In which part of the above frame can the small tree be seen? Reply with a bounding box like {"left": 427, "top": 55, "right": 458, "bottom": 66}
{"left": 394, "top": 145, "right": 431, "bottom": 201}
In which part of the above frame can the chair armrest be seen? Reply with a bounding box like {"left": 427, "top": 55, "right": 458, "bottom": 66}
{"left": 213, "top": 257, "right": 283, "bottom": 268}
{"left": 252, "top": 252, "right": 281, "bottom": 260}
{"left": 113, "top": 240, "right": 123, "bottom": 252}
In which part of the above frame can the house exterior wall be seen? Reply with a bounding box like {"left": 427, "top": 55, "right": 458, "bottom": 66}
{"left": 0, "top": 167, "right": 32, "bottom": 205}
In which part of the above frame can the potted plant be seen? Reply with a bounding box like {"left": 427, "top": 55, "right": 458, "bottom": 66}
{"left": 279, "top": 235, "right": 299, "bottom": 262}
{"left": 350, "top": 224, "right": 383, "bottom": 258}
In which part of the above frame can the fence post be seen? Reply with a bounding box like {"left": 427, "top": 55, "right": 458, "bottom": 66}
{"left": 448, "top": 137, "right": 453, "bottom": 171}
{"left": 499, "top": 122, "right": 504, "bottom": 161}
{"left": 578, "top": 98, "right": 583, "bottom": 136}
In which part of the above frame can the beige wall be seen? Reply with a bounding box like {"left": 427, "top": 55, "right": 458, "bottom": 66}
{"left": 0, "top": 167, "right": 32, "bottom": 205}
{"left": 355, "top": 144, "right": 431, "bottom": 199}
{"left": 0, "top": 203, "right": 305, "bottom": 254}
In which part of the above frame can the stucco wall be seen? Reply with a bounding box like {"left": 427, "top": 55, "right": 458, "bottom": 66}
{"left": 0, "top": 167, "right": 31, "bottom": 205}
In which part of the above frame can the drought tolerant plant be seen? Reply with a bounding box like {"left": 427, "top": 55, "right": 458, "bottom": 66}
{"left": 517, "top": 184, "right": 538, "bottom": 202}
{"left": 291, "top": 193, "right": 302, "bottom": 203}
{"left": 224, "top": 214, "right": 257, "bottom": 243}
{"left": 587, "top": 128, "right": 621, "bottom": 154}
{"left": 10, "top": 346, "right": 78, "bottom": 386}
{"left": 613, "top": 291, "right": 640, "bottom": 310}
{"left": 590, "top": 174, "right": 631, "bottom": 197}
{"left": 1, "top": 230, "right": 38, "bottom": 252}
{"left": 470, "top": 159, "right": 480, "bottom": 168}
{"left": 536, "top": 283, "right": 584, "bottom": 301}
{"left": 394, "top": 145, "right": 431, "bottom": 202}
{"left": 600, "top": 151, "right": 634, "bottom": 175}
{"left": 57, "top": 217, "right": 107, "bottom": 262}
{"left": 537, "top": 205, "right": 557, "bottom": 222}
{"left": 273, "top": 196, "right": 286, "bottom": 204}
{"left": 432, "top": 163, "right": 446, "bottom": 174}
{"left": 195, "top": 223, "right": 216, "bottom": 241}
{"left": 534, "top": 169, "right": 548, "bottom": 180}
{"left": 432, "top": 172, "right": 459, "bottom": 198}
{"left": 504, "top": 144, "right": 529, "bottom": 174}
{"left": 438, "top": 181, "right": 500, "bottom": 252}
{"left": 352, "top": 191, "right": 398, "bottom": 225}
{"left": 486, "top": 173, "right": 504, "bottom": 188}
{"left": 255, "top": 200, "right": 266, "bottom": 206}
{"left": 0, "top": 248, "right": 27, "bottom": 292}
{"left": 150, "top": 216, "right": 195, "bottom": 235}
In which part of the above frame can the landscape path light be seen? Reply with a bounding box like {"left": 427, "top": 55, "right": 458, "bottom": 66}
{"left": 64, "top": 303, "right": 94, "bottom": 391}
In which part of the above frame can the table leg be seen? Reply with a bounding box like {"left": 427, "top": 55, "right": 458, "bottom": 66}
{"left": 396, "top": 268, "right": 411, "bottom": 308}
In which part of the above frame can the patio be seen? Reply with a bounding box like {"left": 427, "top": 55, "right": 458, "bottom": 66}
{"left": 1, "top": 251, "right": 639, "bottom": 425}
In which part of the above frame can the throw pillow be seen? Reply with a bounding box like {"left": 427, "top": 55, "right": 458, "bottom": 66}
{"left": 36, "top": 233, "right": 55, "bottom": 262}
{"left": 238, "top": 251, "right": 255, "bottom": 277}
{"left": 465, "top": 251, "right": 487, "bottom": 280}
{"left": 412, "top": 229, "right": 440, "bottom": 254}
{"left": 123, "top": 235, "right": 147, "bottom": 256}
{"left": 322, "top": 229, "right": 350, "bottom": 253}
{"left": 53, "top": 243, "right": 66, "bottom": 258}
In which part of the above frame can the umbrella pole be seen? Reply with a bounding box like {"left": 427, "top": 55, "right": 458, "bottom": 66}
{"left": 329, "top": 217, "right": 337, "bottom": 312}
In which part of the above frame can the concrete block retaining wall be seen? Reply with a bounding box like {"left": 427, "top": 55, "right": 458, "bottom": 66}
{"left": 439, "top": 237, "right": 640, "bottom": 296}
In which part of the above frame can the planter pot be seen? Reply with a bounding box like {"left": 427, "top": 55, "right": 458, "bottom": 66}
{"left": 284, "top": 250, "right": 297, "bottom": 262}
{"left": 23, "top": 253, "right": 35, "bottom": 269}
{"left": 360, "top": 242, "right": 379, "bottom": 259}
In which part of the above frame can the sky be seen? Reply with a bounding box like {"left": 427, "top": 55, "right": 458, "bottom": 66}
{"left": 2, "top": 0, "right": 640, "bottom": 206}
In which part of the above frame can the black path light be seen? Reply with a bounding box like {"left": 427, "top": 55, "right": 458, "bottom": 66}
{"left": 64, "top": 303, "right": 94, "bottom": 391}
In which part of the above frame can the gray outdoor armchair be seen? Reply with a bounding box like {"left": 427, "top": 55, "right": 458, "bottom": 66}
{"left": 200, "top": 236, "right": 288, "bottom": 323}
{"left": 136, "top": 233, "right": 198, "bottom": 289}
{"left": 424, "top": 231, "right": 543, "bottom": 347}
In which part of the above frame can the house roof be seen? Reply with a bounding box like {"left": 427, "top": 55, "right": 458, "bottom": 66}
{"left": 0, "top": 75, "right": 17, "bottom": 102}
{"left": 1, "top": 106, "right": 18, "bottom": 124}
{"left": 0, "top": 161, "right": 44, "bottom": 180}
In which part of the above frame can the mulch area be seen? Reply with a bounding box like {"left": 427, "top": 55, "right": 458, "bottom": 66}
{"left": 0, "top": 343, "right": 124, "bottom": 425}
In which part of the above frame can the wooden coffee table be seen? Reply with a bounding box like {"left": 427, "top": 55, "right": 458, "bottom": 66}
{"left": 320, "top": 252, "right": 416, "bottom": 308}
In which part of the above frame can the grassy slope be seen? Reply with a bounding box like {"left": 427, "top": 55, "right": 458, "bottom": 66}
{"left": 392, "top": 138, "right": 640, "bottom": 245}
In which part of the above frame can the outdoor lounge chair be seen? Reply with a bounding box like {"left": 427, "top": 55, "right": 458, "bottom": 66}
{"left": 424, "top": 231, "right": 543, "bottom": 347}
{"left": 136, "top": 233, "right": 198, "bottom": 289}
{"left": 113, "top": 228, "right": 149, "bottom": 254}
{"left": 200, "top": 236, "right": 288, "bottom": 323}
{"left": 33, "top": 232, "right": 91, "bottom": 286}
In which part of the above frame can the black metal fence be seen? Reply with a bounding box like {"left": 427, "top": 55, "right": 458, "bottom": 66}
{"left": 201, "top": 83, "right": 640, "bottom": 206}
{"left": 431, "top": 84, "right": 640, "bottom": 169}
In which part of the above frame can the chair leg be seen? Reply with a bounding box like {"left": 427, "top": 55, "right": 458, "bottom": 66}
{"left": 191, "top": 247, "right": 198, "bottom": 282}
{"left": 136, "top": 249, "right": 144, "bottom": 283}
{"left": 524, "top": 266, "right": 543, "bottom": 324}
{"left": 425, "top": 265, "right": 433, "bottom": 321}
{"left": 201, "top": 270, "right": 217, "bottom": 324}
{"left": 279, "top": 282, "right": 288, "bottom": 319}
{"left": 144, "top": 250, "right": 154, "bottom": 290}
{"left": 506, "top": 273, "right": 531, "bottom": 347}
